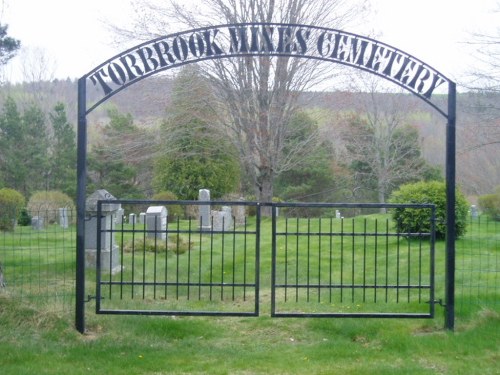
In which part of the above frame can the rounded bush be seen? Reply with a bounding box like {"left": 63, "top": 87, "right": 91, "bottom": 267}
{"left": 478, "top": 186, "right": 500, "bottom": 220}
{"left": 0, "top": 188, "right": 25, "bottom": 231}
{"left": 389, "top": 181, "right": 469, "bottom": 240}
{"left": 27, "top": 191, "right": 75, "bottom": 225}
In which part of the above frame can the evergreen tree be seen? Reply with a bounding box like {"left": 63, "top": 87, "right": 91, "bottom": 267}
{"left": 153, "top": 67, "right": 240, "bottom": 200}
{"left": 49, "top": 102, "right": 76, "bottom": 198}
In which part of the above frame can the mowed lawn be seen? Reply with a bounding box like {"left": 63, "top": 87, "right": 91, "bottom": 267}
{"left": 0, "top": 214, "right": 499, "bottom": 374}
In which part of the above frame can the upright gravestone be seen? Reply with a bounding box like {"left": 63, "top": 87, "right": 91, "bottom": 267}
{"left": 146, "top": 206, "right": 168, "bottom": 240}
{"left": 212, "top": 206, "right": 233, "bottom": 232}
{"left": 115, "top": 208, "right": 125, "bottom": 225}
{"left": 199, "top": 189, "right": 211, "bottom": 231}
{"left": 31, "top": 216, "right": 44, "bottom": 230}
{"left": 59, "top": 207, "right": 69, "bottom": 229}
{"left": 85, "top": 189, "right": 121, "bottom": 274}
{"left": 139, "top": 212, "right": 146, "bottom": 225}
{"left": 129, "top": 213, "right": 136, "bottom": 225}
{"left": 234, "top": 198, "right": 246, "bottom": 226}
{"left": 471, "top": 205, "right": 479, "bottom": 219}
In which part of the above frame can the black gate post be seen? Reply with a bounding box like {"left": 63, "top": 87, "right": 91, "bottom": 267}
{"left": 445, "top": 82, "right": 457, "bottom": 331}
{"left": 75, "top": 77, "right": 88, "bottom": 334}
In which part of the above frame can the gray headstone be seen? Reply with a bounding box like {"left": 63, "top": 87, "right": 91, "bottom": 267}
{"left": 115, "top": 208, "right": 125, "bottom": 225}
{"left": 59, "top": 207, "right": 68, "bottom": 228}
{"left": 31, "top": 216, "right": 44, "bottom": 230}
{"left": 85, "top": 189, "right": 121, "bottom": 274}
{"left": 471, "top": 205, "right": 478, "bottom": 219}
{"left": 199, "top": 189, "right": 211, "bottom": 231}
{"left": 233, "top": 198, "right": 246, "bottom": 226}
{"left": 129, "top": 213, "right": 136, "bottom": 225}
{"left": 212, "top": 206, "right": 233, "bottom": 232}
{"left": 139, "top": 212, "right": 146, "bottom": 225}
{"left": 146, "top": 206, "right": 168, "bottom": 240}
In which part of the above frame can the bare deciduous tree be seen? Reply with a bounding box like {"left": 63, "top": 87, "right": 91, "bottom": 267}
{"left": 111, "top": 0, "right": 368, "bottom": 209}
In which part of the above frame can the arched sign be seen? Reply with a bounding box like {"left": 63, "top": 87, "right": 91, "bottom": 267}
{"left": 76, "top": 23, "right": 456, "bottom": 332}
{"left": 82, "top": 23, "right": 450, "bottom": 117}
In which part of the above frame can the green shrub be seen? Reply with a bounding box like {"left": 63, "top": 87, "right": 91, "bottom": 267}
{"left": 478, "top": 186, "right": 500, "bottom": 220}
{"left": 17, "top": 208, "right": 32, "bottom": 226}
{"left": 122, "top": 235, "right": 191, "bottom": 255}
{"left": 152, "top": 191, "right": 184, "bottom": 222}
{"left": 389, "top": 181, "right": 469, "bottom": 239}
{"left": 27, "top": 191, "right": 75, "bottom": 225}
{"left": 0, "top": 188, "right": 25, "bottom": 231}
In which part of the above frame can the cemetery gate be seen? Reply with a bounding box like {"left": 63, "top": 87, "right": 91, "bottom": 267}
{"left": 92, "top": 199, "right": 437, "bottom": 320}
{"left": 77, "top": 22, "right": 457, "bottom": 333}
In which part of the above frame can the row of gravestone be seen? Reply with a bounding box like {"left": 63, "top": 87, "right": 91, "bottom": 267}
{"left": 84, "top": 188, "right": 245, "bottom": 274}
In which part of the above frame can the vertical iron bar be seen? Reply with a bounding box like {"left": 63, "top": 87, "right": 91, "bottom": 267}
{"left": 209, "top": 216, "right": 214, "bottom": 301}
{"left": 142, "top": 220, "right": 146, "bottom": 299}
{"left": 284, "top": 218, "right": 289, "bottom": 302}
{"left": 187, "top": 217, "right": 192, "bottom": 300}
{"left": 396, "top": 228, "right": 401, "bottom": 303}
{"left": 385, "top": 218, "right": 389, "bottom": 303}
{"left": 363, "top": 218, "right": 367, "bottom": 303}
{"left": 329, "top": 217, "right": 333, "bottom": 303}
{"left": 295, "top": 217, "right": 299, "bottom": 302}
{"left": 374, "top": 219, "right": 378, "bottom": 303}
{"left": 232, "top": 217, "right": 236, "bottom": 301}
{"left": 445, "top": 81, "right": 457, "bottom": 330}
{"left": 221, "top": 217, "right": 225, "bottom": 301}
{"left": 75, "top": 77, "right": 87, "bottom": 333}
{"left": 271, "top": 204, "right": 277, "bottom": 316}
{"left": 307, "top": 218, "right": 311, "bottom": 302}
{"left": 318, "top": 217, "right": 322, "bottom": 303}
{"left": 407, "top": 229, "right": 411, "bottom": 303}
{"left": 430, "top": 206, "right": 437, "bottom": 318}
{"left": 243, "top": 216, "right": 247, "bottom": 301}
{"left": 340, "top": 218, "right": 344, "bottom": 303}
{"left": 351, "top": 218, "right": 355, "bottom": 303}
{"left": 153, "top": 216, "right": 158, "bottom": 299}
{"left": 95, "top": 203, "right": 102, "bottom": 313}
{"left": 131, "top": 221, "right": 136, "bottom": 299}
{"left": 198, "top": 216, "right": 203, "bottom": 300}
{"left": 255, "top": 203, "right": 261, "bottom": 316}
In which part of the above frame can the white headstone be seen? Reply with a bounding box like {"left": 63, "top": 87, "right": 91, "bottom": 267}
{"left": 199, "top": 189, "right": 211, "bottom": 231}
{"left": 146, "top": 206, "right": 168, "bottom": 240}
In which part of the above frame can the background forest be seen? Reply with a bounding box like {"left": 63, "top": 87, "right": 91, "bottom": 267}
{"left": 0, "top": 70, "right": 499, "bottom": 207}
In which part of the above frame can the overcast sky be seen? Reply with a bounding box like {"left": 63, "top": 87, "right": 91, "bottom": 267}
{"left": 1, "top": 0, "right": 498, "bottom": 84}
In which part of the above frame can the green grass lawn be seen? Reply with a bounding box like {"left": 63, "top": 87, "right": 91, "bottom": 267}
{"left": 1, "top": 297, "right": 498, "bottom": 374}
{"left": 0, "top": 213, "right": 498, "bottom": 374}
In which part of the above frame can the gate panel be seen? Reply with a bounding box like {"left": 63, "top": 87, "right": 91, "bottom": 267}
{"left": 95, "top": 200, "right": 260, "bottom": 316}
{"left": 271, "top": 203, "right": 436, "bottom": 318}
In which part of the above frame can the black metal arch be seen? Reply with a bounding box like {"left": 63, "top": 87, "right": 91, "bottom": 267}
{"left": 76, "top": 22, "right": 456, "bottom": 333}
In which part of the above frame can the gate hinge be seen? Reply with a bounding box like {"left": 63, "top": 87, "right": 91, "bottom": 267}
{"left": 427, "top": 298, "right": 445, "bottom": 307}
{"left": 85, "top": 294, "right": 104, "bottom": 302}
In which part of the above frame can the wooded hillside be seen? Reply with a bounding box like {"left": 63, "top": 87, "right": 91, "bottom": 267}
{"left": 1, "top": 76, "right": 498, "bottom": 198}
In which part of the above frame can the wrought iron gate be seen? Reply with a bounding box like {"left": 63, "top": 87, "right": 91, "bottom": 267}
{"left": 94, "top": 200, "right": 436, "bottom": 318}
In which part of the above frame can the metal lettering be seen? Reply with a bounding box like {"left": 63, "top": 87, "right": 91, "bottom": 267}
{"left": 119, "top": 53, "right": 143, "bottom": 80}
{"left": 203, "top": 29, "right": 224, "bottom": 56}
{"left": 229, "top": 27, "right": 250, "bottom": 53}
{"left": 85, "top": 24, "right": 451, "bottom": 103}
{"left": 108, "top": 62, "right": 127, "bottom": 86}
{"left": 153, "top": 41, "right": 176, "bottom": 67}
{"left": 136, "top": 46, "right": 160, "bottom": 73}
{"left": 89, "top": 69, "right": 112, "bottom": 95}
{"left": 189, "top": 33, "right": 205, "bottom": 57}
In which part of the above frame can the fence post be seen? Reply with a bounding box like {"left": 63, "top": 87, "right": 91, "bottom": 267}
{"left": 445, "top": 82, "right": 456, "bottom": 331}
{"left": 76, "top": 77, "right": 87, "bottom": 334}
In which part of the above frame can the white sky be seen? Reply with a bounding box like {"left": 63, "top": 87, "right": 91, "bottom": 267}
{"left": 1, "top": 0, "right": 498, "bottom": 84}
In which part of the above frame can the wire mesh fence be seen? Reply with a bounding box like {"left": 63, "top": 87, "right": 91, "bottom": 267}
{"left": 0, "top": 206, "right": 498, "bottom": 319}
{"left": 0, "top": 208, "right": 76, "bottom": 311}
{"left": 456, "top": 215, "right": 499, "bottom": 313}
